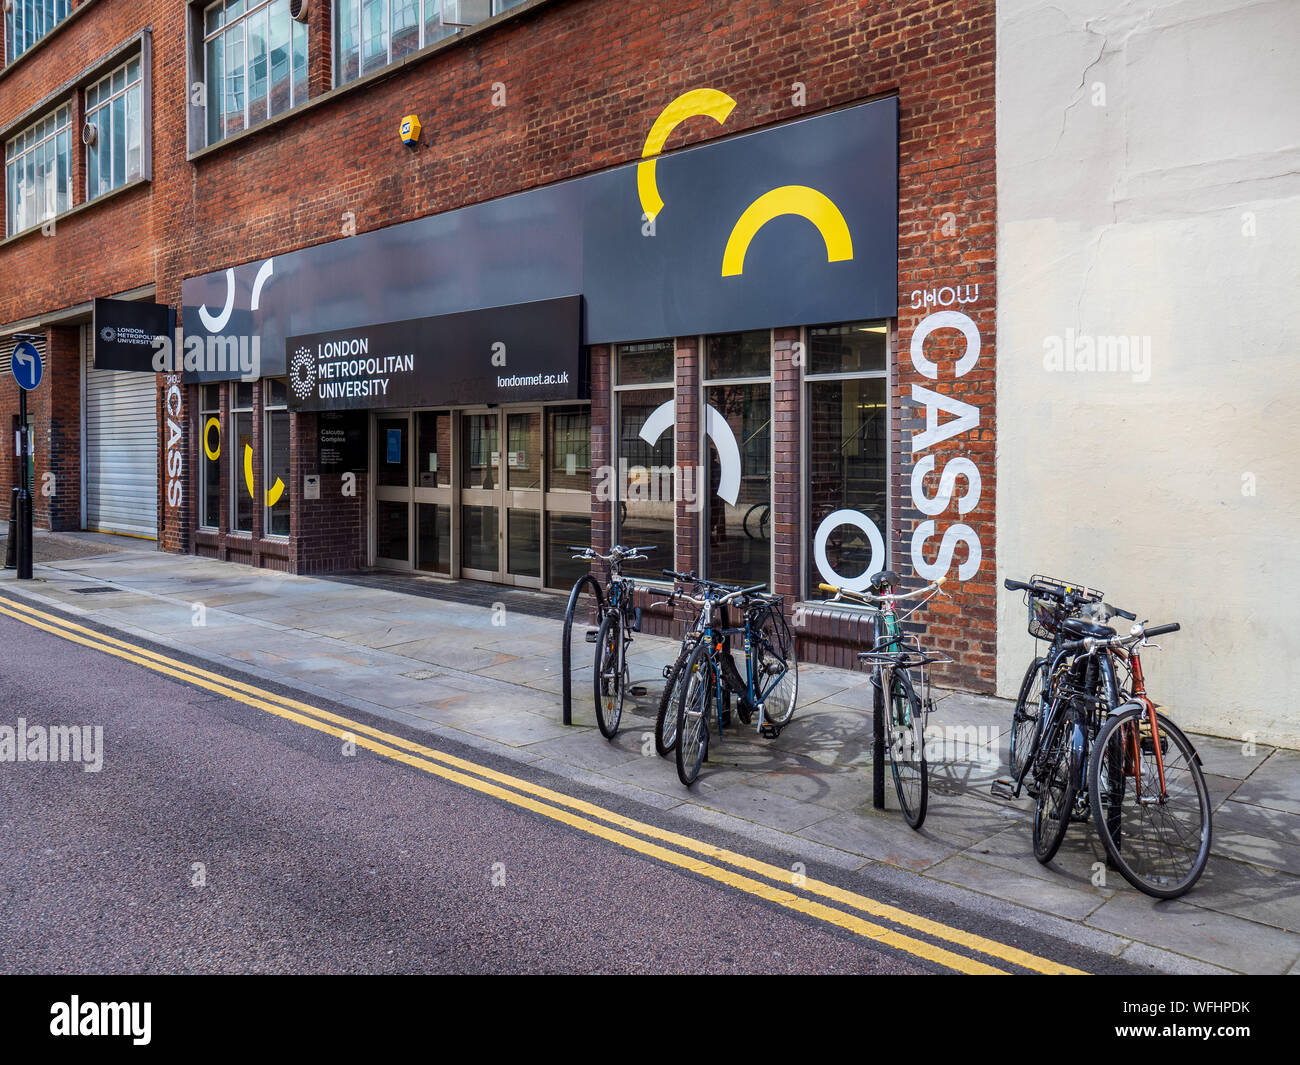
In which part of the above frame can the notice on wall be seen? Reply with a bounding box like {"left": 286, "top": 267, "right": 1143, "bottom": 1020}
{"left": 318, "top": 411, "right": 368, "bottom": 473}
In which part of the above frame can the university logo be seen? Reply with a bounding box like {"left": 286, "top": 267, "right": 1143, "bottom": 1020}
{"left": 290, "top": 345, "right": 316, "bottom": 399}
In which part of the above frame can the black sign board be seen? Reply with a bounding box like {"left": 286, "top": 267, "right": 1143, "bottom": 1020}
{"left": 318, "top": 412, "right": 368, "bottom": 473}
{"left": 286, "top": 295, "right": 584, "bottom": 412}
{"left": 93, "top": 297, "right": 174, "bottom": 372}
{"left": 182, "top": 96, "right": 897, "bottom": 381}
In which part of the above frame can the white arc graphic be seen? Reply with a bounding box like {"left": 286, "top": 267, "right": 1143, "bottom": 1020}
{"left": 639, "top": 399, "right": 741, "bottom": 505}
{"left": 198, "top": 269, "right": 237, "bottom": 332}
{"left": 197, "top": 257, "right": 275, "bottom": 332}
{"left": 250, "top": 258, "right": 274, "bottom": 310}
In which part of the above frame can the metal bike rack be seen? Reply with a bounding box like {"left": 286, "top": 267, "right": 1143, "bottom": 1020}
{"left": 560, "top": 574, "right": 605, "bottom": 726}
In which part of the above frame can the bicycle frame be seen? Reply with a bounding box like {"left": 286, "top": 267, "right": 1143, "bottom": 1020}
{"left": 1107, "top": 645, "right": 1171, "bottom": 803}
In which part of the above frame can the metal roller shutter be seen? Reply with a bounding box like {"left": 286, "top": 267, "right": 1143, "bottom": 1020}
{"left": 84, "top": 327, "right": 158, "bottom": 539}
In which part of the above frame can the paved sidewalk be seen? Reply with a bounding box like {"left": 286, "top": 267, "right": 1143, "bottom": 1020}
{"left": 3, "top": 533, "right": 1298, "bottom": 974}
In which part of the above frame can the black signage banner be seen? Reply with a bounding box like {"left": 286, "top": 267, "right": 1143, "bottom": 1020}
{"left": 286, "top": 295, "right": 584, "bottom": 412}
{"left": 317, "top": 412, "right": 368, "bottom": 473}
{"left": 93, "top": 297, "right": 174, "bottom": 372}
{"left": 181, "top": 96, "right": 897, "bottom": 382}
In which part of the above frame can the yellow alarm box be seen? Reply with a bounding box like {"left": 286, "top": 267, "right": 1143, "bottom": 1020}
{"left": 399, "top": 114, "right": 422, "bottom": 146}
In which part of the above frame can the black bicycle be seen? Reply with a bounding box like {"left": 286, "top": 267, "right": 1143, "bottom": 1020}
{"left": 652, "top": 570, "right": 751, "bottom": 756}
{"left": 994, "top": 576, "right": 1135, "bottom": 800}
{"left": 571, "top": 544, "right": 653, "bottom": 739}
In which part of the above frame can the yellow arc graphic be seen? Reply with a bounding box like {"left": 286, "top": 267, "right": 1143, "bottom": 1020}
{"left": 721, "top": 185, "right": 854, "bottom": 277}
{"left": 245, "top": 443, "right": 284, "bottom": 506}
{"left": 637, "top": 88, "right": 737, "bottom": 222}
{"left": 203, "top": 417, "right": 221, "bottom": 461}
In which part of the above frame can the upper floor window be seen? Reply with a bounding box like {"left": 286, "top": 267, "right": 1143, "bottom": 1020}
{"left": 85, "top": 57, "right": 144, "bottom": 200}
{"left": 4, "top": 0, "right": 71, "bottom": 64}
{"left": 204, "top": 0, "right": 308, "bottom": 144}
{"left": 335, "top": 0, "right": 455, "bottom": 84}
{"left": 4, "top": 105, "right": 70, "bottom": 237}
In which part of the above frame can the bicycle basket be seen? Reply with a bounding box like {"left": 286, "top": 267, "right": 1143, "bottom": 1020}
{"left": 1025, "top": 574, "right": 1104, "bottom": 640}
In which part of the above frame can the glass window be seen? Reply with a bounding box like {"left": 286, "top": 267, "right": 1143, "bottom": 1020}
{"left": 335, "top": 0, "right": 497, "bottom": 87}
{"left": 613, "top": 341, "right": 674, "bottom": 581}
{"left": 204, "top": 0, "right": 308, "bottom": 145}
{"left": 85, "top": 58, "right": 144, "bottom": 201}
{"left": 264, "top": 379, "right": 290, "bottom": 537}
{"left": 807, "top": 321, "right": 887, "bottom": 376}
{"left": 547, "top": 513, "right": 592, "bottom": 589}
{"left": 805, "top": 322, "right": 889, "bottom": 600}
{"left": 4, "top": 0, "right": 71, "bottom": 64}
{"left": 705, "top": 329, "right": 769, "bottom": 380}
{"left": 376, "top": 415, "right": 408, "bottom": 487}
{"left": 200, "top": 385, "right": 222, "bottom": 530}
{"left": 231, "top": 385, "right": 254, "bottom": 533}
{"left": 704, "top": 332, "right": 770, "bottom": 589}
{"left": 547, "top": 405, "right": 590, "bottom": 493}
{"left": 416, "top": 410, "right": 450, "bottom": 487}
{"left": 4, "top": 105, "right": 71, "bottom": 236}
{"left": 416, "top": 503, "right": 450, "bottom": 573}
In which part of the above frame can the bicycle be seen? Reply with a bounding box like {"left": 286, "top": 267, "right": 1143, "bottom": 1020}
{"left": 1015, "top": 602, "right": 1210, "bottom": 897}
{"left": 994, "top": 576, "right": 1135, "bottom": 800}
{"left": 1082, "top": 622, "right": 1211, "bottom": 897}
{"left": 570, "top": 544, "right": 654, "bottom": 739}
{"left": 673, "top": 581, "right": 798, "bottom": 786}
{"left": 820, "top": 572, "right": 949, "bottom": 829}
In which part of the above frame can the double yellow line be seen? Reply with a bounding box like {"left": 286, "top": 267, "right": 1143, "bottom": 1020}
{"left": 0, "top": 592, "right": 1086, "bottom": 975}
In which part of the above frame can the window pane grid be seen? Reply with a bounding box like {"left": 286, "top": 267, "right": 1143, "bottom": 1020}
{"left": 4, "top": 104, "right": 71, "bottom": 235}
{"left": 204, "top": 0, "right": 309, "bottom": 145}
{"left": 86, "top": 58, "right": 144, "bottom": 201}
{"left": 4, "top": 0, "right": 71, "bottom": 65}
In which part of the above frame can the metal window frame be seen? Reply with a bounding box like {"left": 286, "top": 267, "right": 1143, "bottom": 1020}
{"left": 610, "top": 339, "right": 676, "bottom": 586}
{"left": 800, "top": 318, "right": 894, "bottom": 601}
{"left": 203, "top": 0, "right": 308, "bottom": 145}
{"left": 4, "top": 103, "right": 71, "bottom": 236}
{"left": 84, "top": 55, "right": 145, "bottom": 202}
{"left": 699, "top": 329, "right": 775, "bottom": 590}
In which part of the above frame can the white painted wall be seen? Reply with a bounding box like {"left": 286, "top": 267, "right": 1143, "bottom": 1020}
{"left": 996, "top": 0, "right": 1300, "bottom": 746}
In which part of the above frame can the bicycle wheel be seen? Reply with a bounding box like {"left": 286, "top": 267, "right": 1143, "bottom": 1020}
{"left": 1088, "top": 705, "right": 1212, "bottom": 899}
{"left": 888, "top": 671, "right": 928, "bottom": 829}
{"left": 1009, "top": 658, "right": 1046, "bottom": 785}
{"left": 1032, "top": 704, "right": 1078, "bottom": 863}
{"left": 753, "top": 606, "right": 798, "bottom": 729}
{"left": 655, "top": 639, "right": 695, "bottom": 756}
{"left": 675, "top": 642, "right": 712, "bottom": 786}
{"left": 593, "top": 610, "right": 624, "bottom": 739}
{"left": 743, "top": 503, "right": 769, "bottom": 540}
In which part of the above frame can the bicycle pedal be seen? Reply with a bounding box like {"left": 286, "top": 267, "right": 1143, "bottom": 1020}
{"left": 584, "top": 629, "right": 598, "bottom": 643}
{"left": 629, "top": 686, "right": 647, "bottom": 698}
{"left": 989, "top": 777, "right": 1016, "bottom": 800}
{"left": 759, "top": 724, "right": 782, "bottom": 740}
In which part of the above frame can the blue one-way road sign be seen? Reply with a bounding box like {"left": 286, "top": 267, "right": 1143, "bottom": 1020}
{"left": 12, "top": 340, "right": 43, "bottom": 391}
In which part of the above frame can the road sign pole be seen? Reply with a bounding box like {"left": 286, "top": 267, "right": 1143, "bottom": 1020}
{"left": 16, "top": 386, "right": 31, "bottom": 580}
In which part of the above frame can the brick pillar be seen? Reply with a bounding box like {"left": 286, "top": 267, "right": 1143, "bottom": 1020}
{"left": 42, "top": 325, "right": 81, "bottom": 531}
{"left": 772, "top": 326, "right": 800, "bottom": 601}
{"left": 588, "top": 344, "right": 612, "bottom": 561}
{"left": 308, "top": 0, "right": 333, "bottom": 98}
{"left": 672, "top": 335, "right": 699, "bottom": 634}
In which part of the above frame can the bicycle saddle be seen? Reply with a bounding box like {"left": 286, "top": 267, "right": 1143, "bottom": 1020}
{"left": 1060, "top": 616, "right": 1115, "bottom": 639}
{"left": 868, "top": 570, "right": 901, "bottom": 593}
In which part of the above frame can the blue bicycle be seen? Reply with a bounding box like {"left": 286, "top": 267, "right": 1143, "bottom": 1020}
{"left": 672, "top": 581, "right": 798, "bottom": 786}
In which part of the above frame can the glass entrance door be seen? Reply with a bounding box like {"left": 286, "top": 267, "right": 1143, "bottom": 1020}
{"left": 459, "top": 409, "right": 543, "bottom": 587}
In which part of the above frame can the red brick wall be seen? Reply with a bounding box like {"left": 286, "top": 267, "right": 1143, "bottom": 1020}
{"left": 0, "top": 0, "right": 997, "bottom": 687}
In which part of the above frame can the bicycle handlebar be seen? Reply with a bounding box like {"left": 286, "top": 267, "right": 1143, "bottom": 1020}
{"left": 819, "top": 577, "right": 945, "bottom": 605}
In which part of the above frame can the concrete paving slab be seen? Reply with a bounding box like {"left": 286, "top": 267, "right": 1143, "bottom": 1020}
{"left": 1086, "top": 891, "right": 1300, "bottom": 974}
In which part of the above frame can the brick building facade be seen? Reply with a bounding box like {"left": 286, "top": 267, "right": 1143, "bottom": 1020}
{"left": 0, "top": 0, "right": 997, "bottom": 691}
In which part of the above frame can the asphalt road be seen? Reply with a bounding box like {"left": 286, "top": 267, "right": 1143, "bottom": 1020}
{"left": 0, "top": 607, "right": 1142, "bottom": 975}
